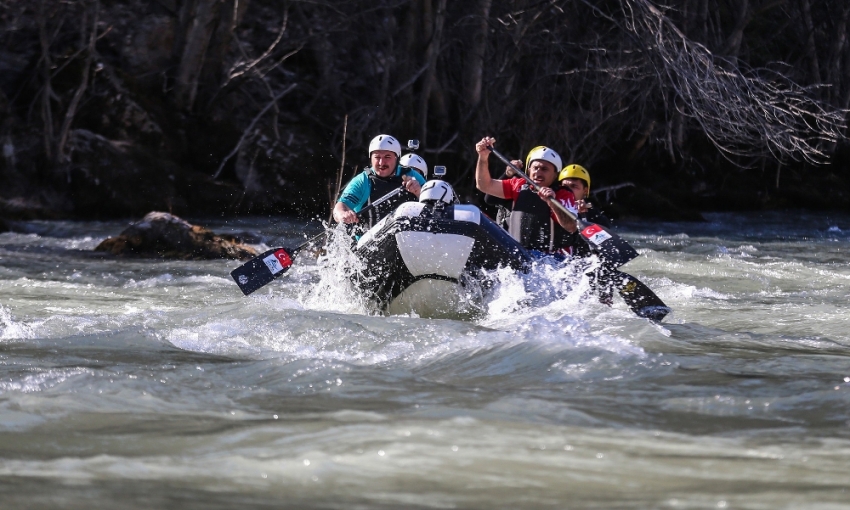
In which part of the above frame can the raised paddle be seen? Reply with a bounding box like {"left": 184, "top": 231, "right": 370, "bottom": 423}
{"left": 485, "top": 145, "right": 639, "bottom": 267}
{"left": 230, "top": 186, "right": 406, "bottom": 296}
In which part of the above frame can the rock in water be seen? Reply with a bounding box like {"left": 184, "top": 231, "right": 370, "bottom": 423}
{"left": 95, "top": 212, "right": 258, "bottom": 260}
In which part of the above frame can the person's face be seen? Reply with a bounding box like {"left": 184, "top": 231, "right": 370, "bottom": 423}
{"left": 561, "top": 178, "right": 588, "bottom": 200}
{"left": 528, "top": 160, "right": 557, "bottom": 188}
{"left": 371, "top": 150, "right": 398, "bottom": 177}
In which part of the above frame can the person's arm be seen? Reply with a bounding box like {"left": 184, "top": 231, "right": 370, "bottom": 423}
{"left": 551, "top": 206, "right": 578, "bottom": 233}
{"left": 538, "top": 187, "right": 578, "bottom": 233}
{"left": 334, "top": 173, "right": 369, "bottom": 224}
{"left": 505, "top": 161, "right": 521, "bottom": 178}
{"left": 474, "top": 136, "right": 507, "bottom": 198}
{"left": 484, "top": 164, "right": 520, "bottom": 208}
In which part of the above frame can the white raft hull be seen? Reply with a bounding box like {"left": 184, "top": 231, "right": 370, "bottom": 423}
{"left": 352, "top": 201, "right": 531, "bottom": 318}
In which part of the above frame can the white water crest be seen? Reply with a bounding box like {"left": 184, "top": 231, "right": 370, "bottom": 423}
{"left": 1, "top": 212, "right": 850, "bottom": 509}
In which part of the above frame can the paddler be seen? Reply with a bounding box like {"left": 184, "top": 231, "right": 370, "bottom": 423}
{"left": 558, "top": 163, "right": 612, "bottom": 255}
{"left": 557, "top": 163, "right": 616, "bottom": 304}
{"left": 333, "top": 134, "right": 427, "bottom": 228}
{"left": 556, "top": 161, "right": 669, "bottom": 316}
{"left": 474, "top": 136, "right": 578, "bottom": 258}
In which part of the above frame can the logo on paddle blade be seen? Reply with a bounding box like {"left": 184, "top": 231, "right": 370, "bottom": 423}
{"left": 263, "top": 249, "right": 292, "bottom": 274}
{"left": 581, "top": 224, "right": 612, "bottom": 246}
{"left": 238, "top": 275, "right": 249, "bottom": 285}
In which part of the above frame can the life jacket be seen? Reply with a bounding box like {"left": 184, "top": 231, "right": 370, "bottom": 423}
{"left": 484, "top": 193, "right": 513, "bottom": 229}
{"left": 361, "top": 167, "right": 418, "bottom": 228}
{"left": 507, "top": 183, "right": 576, "bottom": 253}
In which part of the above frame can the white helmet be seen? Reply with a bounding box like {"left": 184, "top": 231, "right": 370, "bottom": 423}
{"left": 525, "top": 145, "right": 562, "bottom": 173}
{"left": 419, "top": 180, "right": 455, "bottom": 204}
{"left": 399, "top": 153, "right": 427, "bottom": 177}
{"left": 368, "top": 134, "right": 401, "bottom": 158}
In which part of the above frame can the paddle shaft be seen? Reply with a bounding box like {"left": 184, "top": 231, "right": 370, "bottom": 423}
{"left": 231, "top": 186, "right": 408, "bottom": 296}
{"left": 291, "top": 185, "right": 405, "bottom": 254}
{"left": 485, "top": 145, "right": 581, "bottom": 225}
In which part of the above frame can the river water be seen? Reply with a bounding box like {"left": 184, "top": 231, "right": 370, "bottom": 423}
{"left": 1, "top": 211, "right": 849, "bottom": 509}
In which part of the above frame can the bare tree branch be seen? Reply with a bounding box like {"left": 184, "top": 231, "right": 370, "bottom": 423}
{"left": 56, "top": 0, "right": 99, "bottom": 165}
{"left": 621, "top": 0, "right": 847, "bottom": 165}
{"left": 213, "top": 83, "right": 296, "bottom": 179}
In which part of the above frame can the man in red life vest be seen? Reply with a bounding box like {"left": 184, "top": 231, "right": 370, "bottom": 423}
{"left": 474, "top": 136, "right": 578, "bottom": 257}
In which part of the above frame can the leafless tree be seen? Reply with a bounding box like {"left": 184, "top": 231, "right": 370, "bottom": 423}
{"left": 3, "top": 0, "right": 850, "bottom": 216}
{"left": 617, "top": 0, "right": 847, "bottom": 166}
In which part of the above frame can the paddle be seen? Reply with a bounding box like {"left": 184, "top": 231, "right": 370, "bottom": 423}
{"left": 605, "top": 270, "right": 669, "bottom": 322}
{"left": 485, "top": 145, "right": 639, "bottom": 267}
{"left": 230, "top": 186, "right": 405, "bottom": 296}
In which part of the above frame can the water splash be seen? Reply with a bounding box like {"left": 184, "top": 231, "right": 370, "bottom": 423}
{"left": 0, "top": 306, "right": 34, "bottom": 341}
{"left": 300, "top": 224, "right": 374, "bottom": 315}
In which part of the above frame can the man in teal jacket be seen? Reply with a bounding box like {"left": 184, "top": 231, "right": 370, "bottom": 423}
{"left": 332, "top": 134, "right": 426, "bottom": 228}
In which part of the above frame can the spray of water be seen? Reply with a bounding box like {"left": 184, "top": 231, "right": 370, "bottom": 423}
{"left": 300, "top": 223, "right": 375, "bottom": 315}
{"left": 0, "top": 306, "right": 34, "bottom": 341}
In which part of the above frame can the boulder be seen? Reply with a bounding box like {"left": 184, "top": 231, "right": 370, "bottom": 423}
{"left": 94, "top": 211, "right": 258, "bottom": 260}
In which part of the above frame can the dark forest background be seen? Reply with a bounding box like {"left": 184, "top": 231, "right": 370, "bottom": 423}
{"left": 1, "top": 0, "right": 849, "bottom": 222}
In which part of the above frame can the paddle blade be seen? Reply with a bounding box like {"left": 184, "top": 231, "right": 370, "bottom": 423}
{"left": 579, "top": 223, "right": 639, "bottom": 267}
{"left": 230, "top": 248, "right": 294, "bottom": 296}
{"left": 616, "top": 272, "right": 671, "bottom": 322}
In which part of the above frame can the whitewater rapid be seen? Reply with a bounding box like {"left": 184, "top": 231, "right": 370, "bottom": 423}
{"left": 1, "top": 212, "right": 849, "bottom": 509}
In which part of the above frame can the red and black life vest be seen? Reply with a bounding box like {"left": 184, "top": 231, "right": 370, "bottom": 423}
{"left": 507, "top": 184, "right": 575, "bottom": 253}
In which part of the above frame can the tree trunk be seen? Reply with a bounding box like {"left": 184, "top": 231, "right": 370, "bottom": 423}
{"left": 56, "top": 1, "right": 98, "bottom": 165}
{"left": 199, "top": 0, "right": 248, "bottom": 99}
{"left": 463, "top": 0, "right": 492, "bottom": 110}
{"left": 378, "top": 6, "right": 395, "bottom": 115}
{"left": 842, "top": 38, "right": 850, "bottom": 111}
{"left": 38, "top": 0, "right": 55, "bottom": 162}
{"left": 418, "top": 0, "right": 447, "bottom": 146}
{"left": 827, "top": 3, "right": 850, "bottom": 100}
{"left": 721, "top": 0, "right": 748, "bottom": 58}
{"left": 173, "top": 0, "right": 223, "bottom": 112}
{"left": 798, "top": 0, "right": 821, "bottom": 83}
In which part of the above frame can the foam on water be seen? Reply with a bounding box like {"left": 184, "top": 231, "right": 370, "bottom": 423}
{"left": 297, "top": 225, "right": 375, "bottom": 315}
{"left": 4, "top": 215, "right": 850, "bottom": 508}
{"left": 0, "top": 306, "right": 34, "bottom": 340}
{"left": 0, "top": 367, "right": 93, "bottom": 394}
{"left": 149, "top": 227, "right": 649, "bottom": 368}
{"left": 123, "top": 273, "right": 231, "bottom": 289}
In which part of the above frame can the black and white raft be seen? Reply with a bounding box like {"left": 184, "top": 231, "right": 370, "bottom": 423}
{"left": 350, "top": 180, "right": 531, "bottom": 317}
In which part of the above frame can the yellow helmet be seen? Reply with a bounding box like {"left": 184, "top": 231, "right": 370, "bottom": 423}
{"left": 524, "top": 146, "right": 562, "bottom": 173}
{"left": 558, "top": 164, "right": 591, "bottom": 192}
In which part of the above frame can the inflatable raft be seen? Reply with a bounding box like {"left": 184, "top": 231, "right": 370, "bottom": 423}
{"left": 350, "top": 180, "right": 531, "bottom": 317}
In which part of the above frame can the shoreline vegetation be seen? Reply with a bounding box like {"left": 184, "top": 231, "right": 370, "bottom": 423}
{"left": 0, "top": 0, "right": 848, "bottom": 225}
